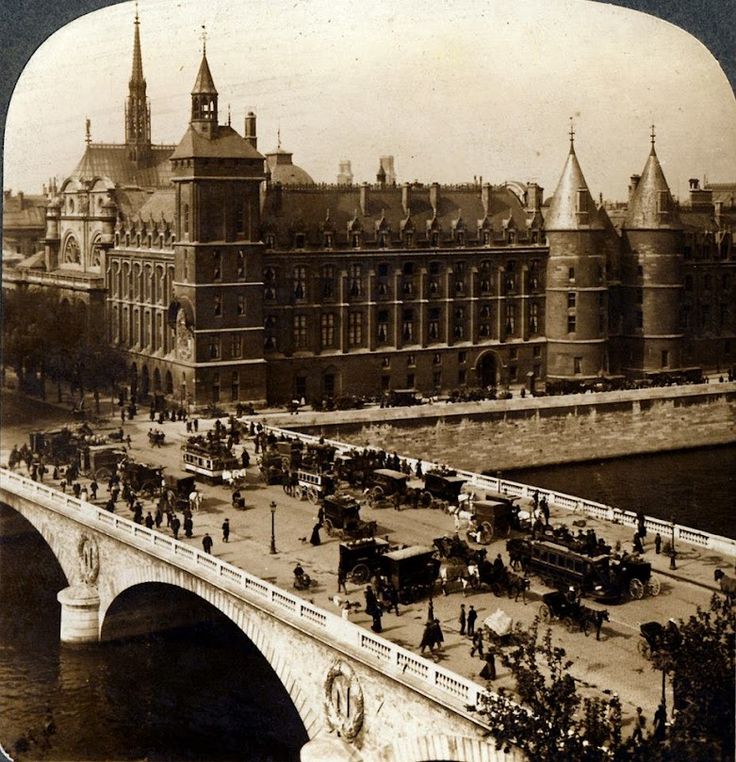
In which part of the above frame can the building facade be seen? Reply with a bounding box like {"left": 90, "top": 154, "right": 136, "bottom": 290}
{"left": 4, "top": 15, "right": 735, "bottom": 408}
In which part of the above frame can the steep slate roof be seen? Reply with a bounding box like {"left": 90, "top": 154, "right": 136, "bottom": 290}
{"left": 134, "top": 189, "right": 176, "bottom": 224}
{"left": 545, "top": 142, "right": 604, "bottom": 231}
{"left": 3, "top": 196, "right": 46, "bottom": 230}
{"left": 192, "top": 53, "right": 218, "bottom": 94}
{"left": 261, "top": 184, "right": 530, "bottom": 246}
{"left": 624, "top": 146, "right": 681, "bottom": 230}
{"left": 170, "top": 125, "right": 264, "bottom": 160}
{"left": 71, "top": 144, "right": 174, "bottom": 189}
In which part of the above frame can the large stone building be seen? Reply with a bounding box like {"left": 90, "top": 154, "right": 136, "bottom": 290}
{"left": 4, "top": 15, "right": 735, "bottom": 407}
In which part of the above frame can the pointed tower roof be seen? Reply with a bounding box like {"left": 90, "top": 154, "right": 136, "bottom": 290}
{"left": 624, "top": 127, "right": 681, "bottom": 229}
{"left": 130, "top": 6, "right": 145, "bottom": 86}
{"left": 192, "top": 53, "right": 218, "bottom": 95}
{"left": 545, "top": 125, "right": 603, "bottom": 231}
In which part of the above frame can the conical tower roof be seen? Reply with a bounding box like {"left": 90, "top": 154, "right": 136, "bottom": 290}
{"left": 624, "top": 135, "right": 680, "bottom": 229}
{"left": 545, "top": 136, "right": 603, "bottom": 231}
{"left": 192, "top": 53, "right": 217, "bottom": 95}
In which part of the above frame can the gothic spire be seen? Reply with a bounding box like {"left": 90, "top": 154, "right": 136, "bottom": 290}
{"left": 125, "top": 4, "right": 151, "bottom": 157}
{"left": 130, "top": 3, "right": 145, "bottom": 88}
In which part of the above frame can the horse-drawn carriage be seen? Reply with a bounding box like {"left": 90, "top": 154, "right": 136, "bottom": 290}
{"left": 507, "top": 537, "right": 661, "bottom": 603}
{"left": 422, "top": 469, "right": 467, "bottom": 507}
{"left": 161, "top": 471, "right": 197, "bottom": 513}
{"left": 258, "top": 449, "right": 285, "bottom": 485}
{"left": 380, "top": 545, "right": 439, "bottom": 604}
{"left": 366, "top": 468, "right": 409, "bottom": 507}
{"left": 147, "top": 429, "right": 165, "bottom": 447}
{"left": 322, "top": 494, "right": 376, "bottom": 540}
{"left": 464, "top": 497, "right": 518, "bottom": 544}
{"left": 338, "top": 537, "right": 391, "bottom": 584}
{"left": 287, "top": 469, "right": 336, "bottom": 503}
{"left": 118, "top": 457, "right": 164, "bottom": 498}
{"left": 78, "top": 444, "right": 127, "bottom": 481}
{"left": 539, "top": 590, "right": 610, "bottom": 638}
{"left": 637, "top": 620, "right": 682, "bottom": 660}
{"left": 182, "top": 438, "right": 239, "bottom": 484}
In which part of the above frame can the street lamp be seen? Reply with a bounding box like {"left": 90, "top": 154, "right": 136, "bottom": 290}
{"left": 269, "top": 500, "right": 277, "bottom": 554}
{"left": 669, "top": 515, "right": 677, "bottom": 570}
{"left": 426, "top": 560, "right": 436, "bottom": 622}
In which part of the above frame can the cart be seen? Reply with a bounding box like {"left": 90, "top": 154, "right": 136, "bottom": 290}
{"left": 258, "top": 449, "right": 285, "bottom": 485}
{"left": 322, "top": 493, "right": 376, "bottom": 539}
{"left": 182, "top": 439, "right": 239, "bottom": 483}
{"left": 466, "top": 498, "right": 516, "bottom": 544}
{"left": 79, "top": 444, "right": 126, "bottom": 481}
{"left": 380, "top": 545, "right": 439, "bottom": 604}
{"left": 162, "top": 471, "right": 197, "bottom": 512}
{"left": 423, "top": 469, "right": 468, "bottom": 506}
{"left": 338, "top": 537, "right": 391, "bottom": 584}
{"left": 367, "top": 468, "right": 409, "bottom": 506}
{"left": 119, "top": 458, "right": 164, "bottom": 497}
{"left": 483, "top": 609, "right": 516, "bottom": 647}
{"left": 293, "top": 469, "right": 336, "bottom": 503}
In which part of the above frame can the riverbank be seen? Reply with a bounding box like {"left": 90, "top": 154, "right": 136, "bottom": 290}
{"left": 279, "top": 383, "right": 736, "bottom": 470}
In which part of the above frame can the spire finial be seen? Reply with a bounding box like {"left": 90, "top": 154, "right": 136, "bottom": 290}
{"left": 650, "top": 123, "right": 656, "bottom": 150}
{"left": 227, "top": 103, "right": 231, "bottom": 126}
{"left": 85, "top": 117, "right": 91, "bottom": 145}
{"left": 569, "top": 116, "right": 575, "bottom": 151}
{"left": 201, "top": 24, "right": 207, "bottom": 55}
{"left": 134, "top": 0, "right": 139, "bottom": 24}
{"left": 277, "top": 127, "right": 281, "bottom": 150}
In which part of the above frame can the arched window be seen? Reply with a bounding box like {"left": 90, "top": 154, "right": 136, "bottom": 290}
{"left": 183, "top": 204, "right": 190, "bottom": 238}
{"left": 62, "top": 235, "right": 81, "bottom": 264}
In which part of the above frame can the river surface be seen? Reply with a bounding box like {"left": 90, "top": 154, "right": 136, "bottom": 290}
{"left": 507, "top": 444, "right": 736, "bottom": 539}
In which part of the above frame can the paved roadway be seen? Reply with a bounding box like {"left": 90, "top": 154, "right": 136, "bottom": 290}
{"left": 1, "top": 389, "right": 729, "bottom": 735}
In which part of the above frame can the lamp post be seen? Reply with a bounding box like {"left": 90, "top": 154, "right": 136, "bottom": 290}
{"left": 669, "top": 515, "right": 677, "bottom": 570}
{"left": 426, "top": 561, "right": 435, "bottom": 622}
{"left": 269, "top": 500, "right": 277, "bottom": 554}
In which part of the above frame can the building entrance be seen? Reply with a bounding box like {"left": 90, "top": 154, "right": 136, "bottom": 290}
{"left": 479, "top": 353, "right": 498, "bottom": 388}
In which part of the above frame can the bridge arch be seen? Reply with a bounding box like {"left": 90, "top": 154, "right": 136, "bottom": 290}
{"left": 384, "top": 733, "right": 519, "bottom": 762}
{"left": 99, "top": 572, "right": 321, "bottom": 737}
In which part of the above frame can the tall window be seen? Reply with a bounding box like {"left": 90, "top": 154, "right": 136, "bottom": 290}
{"left": 183, "top": 204, "right": 190, "bottom": 238}
{"left": 348, "top": 312, "right": 363, "bottom": 346}
{"left": 505, "top": 304, "right": 515, "bottom": 335}
{"left": 231, "top": 371, "right": 240, "bottom": 401}
{"left": 231, "top": 335, "right": 242, "bottom": 358}
{"left": 454, "top": 307, "right": 465, "bottom": 339}
{"left": 212, "top": 373, "right": 220, "bottom": 403}
{"left": 209, "top": 337, "right": 221, "bottom": 359}
{"left": 573, "top": 357, "right": 582, "bottom": 375}
{"left": 402, "top": 309, "right": 414, "bottom": 342}
{"left": 293, "top": 315, "right": 307, "bottom": 349}
{"left": 237, "top": 250, "right": 245, "bottom": 280}
{"left": 567, "top": 292, "right": 576, "bottom": 308}
{"left": 264, "top": 266, "right": 277, "bottom": 301}
{"left": 213, "top": 251, "right": 221, "bottom": 281}
{"left": 235, "top": 202, "right": 245, "bottom": 234}
{"left": 237, "top": 295, "right": 245, "bottom": 316}
{"left": 377, "top": 310, "right": 389, "bottom": 343}
{"left": 480, "top": 261, "right": 492, "bottom": 293}
{"left": 293, "top": 266, "right": 307, "bottom": 300}
{"left": 320, "top": 313, "right": 336, "bottom": 348}
{"left": 429, "top": 308, "right": 440, "bottom": 340}
{"left": 529, "top": 302, "right": 539, "bottom": 334}
{"left": 567, "top": 314, "right": 576, "bottom": 333}
{"left": 349, "top": 264, "right": 362, "bottom": 297}
{"left": 480, "top": 304, "right": 492, "bottom": 338}
{"left": 322, "top": 265, "right": 335, "bottom": 298}
{"left": 214, "top": 294, "right": 222, "bottom": 316}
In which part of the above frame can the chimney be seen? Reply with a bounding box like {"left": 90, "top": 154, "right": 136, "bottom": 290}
{"left": 337, "top": 160, "right": 353, "bottom": 186}
{"left": 376, "top": 162, "right": 386, "bottom": 188}
{"left": 379, "top": 155, "right": 396, "bottom": 185}
{"left": 360, "top": 182, "right": 368, "bottom": 216}
{"left": 18, "top": 191, "right": 24, "bottom": 206}
{"left": 481, "top": 183, "right": 492, "bottom": 215}
{"left": 715, "top": 200, "right": 723, "bottom": 222}
{"left": 526, "top": 182, "right": 542, "bottom": 213}
{"left": 628, "top": 174, "right": 641, "bottom": 203}
{"left": 244, "top": 111, "right": 257, "bottom": 149}
{"left": 401, "top": 182, "right": 412, "bottom": 215}
{"left": 429, "top": 182, "right": 440, "bottom": 212}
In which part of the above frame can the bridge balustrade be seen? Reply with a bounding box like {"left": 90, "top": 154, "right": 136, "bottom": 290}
{"left": 0, "top": 468, "right": 487, "bottom": 721}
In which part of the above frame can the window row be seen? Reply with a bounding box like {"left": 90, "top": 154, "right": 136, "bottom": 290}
{"left": 109, "top": 262, "right": 174, "bottom": 304}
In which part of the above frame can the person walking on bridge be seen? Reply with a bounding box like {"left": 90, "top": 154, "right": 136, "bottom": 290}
{"left": 202, "top": 533, "right": 213, "bottom": 554}
{"left": 222, "top": 518, "right": 230, "bottom": 543}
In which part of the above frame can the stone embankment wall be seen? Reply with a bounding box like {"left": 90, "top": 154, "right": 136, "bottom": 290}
{"left": 301, "top": 388, "right": 736, "bottom": 472}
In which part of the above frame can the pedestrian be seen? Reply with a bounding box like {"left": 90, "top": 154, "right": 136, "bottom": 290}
{"left": 309, "top": 522, "right": 321, "bottom": 546}
{"left": 364, "top": 585, "right": 378, "bottom": 617}
{"left": 144, "top": 512, "right": 154, "bottom": 529}
{"left": 222, "top": 518, "right": 230, "bottom": 542}
{"left": 541, "top": 495, "right": 550, "bottom": 525}
{"left": 30, "top": 463, "right": 38, "bottom": 481}
{"left": 419, "top": 621, "right": 434, "bottom": 653}
{"left": 121, "top": 407, "right": 126, "bottom": 423}
{"left": 154, "top": 508, "right": 163, "bottom": 528}
{"left": 60, "top": 479, "right": 67, "bottom": 493}
{"left": 371, "top": 607, "right": 383, "bottom": 633}
{"left": 193, "top": 418, "right": 199, "bottom": 432}
{"left": 480, "top": 645, "right": 496, "bottom": 680}
{"left": 387, "top": 582, "right": 400, "bottom": 616}
{"left": 470, "top": 628, "right": 484, "bottom": 658}
{"left": 633, "top": 532, "right": 644, "bottom": 554}
{"left": 431, "top": 618, "right": 444, "bottom": 651}
{"left": 52, "top": 465, "right": 59, "bottom": 480}
{"left": 80, "top": 486, "right": 88, "bottom": 502}
{"left": 653, "top": 703, "right": 666, "bottom": 743}
{"left": 241, "top": 449, "right": 250, "bottom": 468}
{"left": 171, "top": 515, "right": 181, "bottom": 539}
{"left": 654, "top": 532, "right": 662, "bottom": 554}
{"left": 105, "top": 498, "right": 115, "bottom": 513}
{"left": 72, "top": 482, "right": 81, "bottom": 499}
{"left": 467, "top": 605, "right": 477, "bottom": 636}
{"left": 149, "top": 407, "right": 155, "bottom": 422}
{"left": 337, "top": 567, "right": 348, "bottom": 594}
{"left": 631, "top": 706, "right": 646, "bottom": 745}
{"left": 458, "top": 603, "right": 467, "bottom": 635}
{"left": 89, "top": 479, "right": 98, "bottom": 500}
{"left": 186, "top": 420, "right": 192, "bottom": 433}
{"left": 202, "top": 533, "right": 213, "bottom": 554}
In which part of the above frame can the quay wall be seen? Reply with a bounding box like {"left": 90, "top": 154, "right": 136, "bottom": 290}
{"left": 286, "top": 384, "right": 736, "bottom": 471}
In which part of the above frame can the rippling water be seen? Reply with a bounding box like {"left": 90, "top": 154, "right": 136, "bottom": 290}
{"left": 0, "top": 509, "right": 307, "bottom": 762}
{"left": 507, "top": 444, "right": 736, "bottom": 539}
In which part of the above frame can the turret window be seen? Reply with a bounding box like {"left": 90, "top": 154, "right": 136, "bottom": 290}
{"left": 232, "top": 336, "right": 242, "bottom": 358}
{"left": 214, "top": 295, "right": 222, "bottom": 317}
{"left": 237, "top": 296, "right": 245, "bottom": 316}
{"left": 237, "top": 250, "right": 245, "bottom": 280}
{"left": 213, "top": 251, "right": 221, "bottom": 281}
{"left": 568, "top": 267, "right": 575, "bottom": 282}
{"left": 567, "top": 315, "right": 576, "bottom": 333}
{"left": 567, "top": 292, "right": 576, "bottom": 308}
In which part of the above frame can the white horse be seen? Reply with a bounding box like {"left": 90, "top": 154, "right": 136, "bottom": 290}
{"left": 188, "top": 489, "right": 203, "bottom": 512}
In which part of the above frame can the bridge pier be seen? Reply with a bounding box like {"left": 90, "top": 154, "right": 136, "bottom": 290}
{"left": 57, "top": 584, "right": 100, "bottom": 645}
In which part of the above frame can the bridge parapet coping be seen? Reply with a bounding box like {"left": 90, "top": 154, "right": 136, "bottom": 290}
{"left": 263, "top": 425, "right": 736, "bottom": 559}
{"left": 0, "top": 468, "right": 494, "bottom": 724}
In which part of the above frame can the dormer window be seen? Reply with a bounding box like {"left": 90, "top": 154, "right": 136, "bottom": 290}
{"left": 431, "top": 231, "right": 440, "bottom": 247}
{"left": 294, "top": 233, "right": 306, "bottom": 250}
{"left": 324, "top": 231, "right": 334, "bottom": 249}
{"left": 265, "top": 233, "right": 276, "bottom": 249}
{"left": 404, "top": 230, "right": 414, "bottom": 247}
{"left": 576, "top": 190, "right": 589, "bottom": 213}
{"left": 352, "top": 233, "right": 362, "bottom": 249}
{"left": 657, "top": 191, "right": 670, "bottom": 215}
{"left": 482, "top": 229, "right": 492, "bottom": 246}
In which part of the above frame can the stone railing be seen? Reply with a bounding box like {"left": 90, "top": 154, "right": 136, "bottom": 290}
{"left": 0, "top": 468, "right": 497, "bottom": 723}
{"left": 263, "top": 426, "right": 736, "bottom": 559}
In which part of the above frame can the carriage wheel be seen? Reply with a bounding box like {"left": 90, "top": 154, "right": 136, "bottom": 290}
{"left": 95, "top": 466, "right": 112, "bottom": 481}
{"left": 420, "top": 491, "right": 433, "bottom": 508}
{"left": 307, "top": 487, "right": 320, "bottom": 504}
{"left": 350, "top": 563, "right": 370, "bottom": 584}
{"left": 298, "top": 486, "right": 309, "bottom": 501}
{"left": 637, "top": 639, "right": 652, "bottom": 659}
{"left": 647, "top": 576, "right": 661, "bottom": 597}
{"left": 369, "top": 486, "right": 384, "bottom": 506}
{"left": 479, "top": 522, "right": 494, "bottom": 545}
{"left": 323, "top": 518, "right": 335, "bottom": 537}
{"left": 539, "top": 603, "right": 551, "bottom": 622}
{"left": 564, "top": 617, "right": 577, "bottom": 634}
{"left": 140, "top": 480, "right": 157, "bottom": 498}
{"left": 629, "top": 578, "right": 645, "bottom": 600}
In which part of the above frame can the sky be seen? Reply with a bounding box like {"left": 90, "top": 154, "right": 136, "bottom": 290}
{"left": 3, "top": 0, "right": 735, "bottom": 202}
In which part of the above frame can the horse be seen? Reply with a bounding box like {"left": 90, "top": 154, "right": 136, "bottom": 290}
{"left": 714, "top": 569, "right": 736, "bottom": 602}
{"left": 438, "top": 559, "right": 478, "bottom": 596}
{"left": 505, "top": 571, "right": 530, "bottom": 604}
{"left": 506, "top": 538, "right": 529, "bottom": 572}
{"left": 580, "top": 607, "right": 610, "bottom": 640}
{"left": 188, "top": 489, "right": 203, "bottom": 512}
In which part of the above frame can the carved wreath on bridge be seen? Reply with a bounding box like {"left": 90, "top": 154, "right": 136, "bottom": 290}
{"left": 323, "top": 659, "right": 364, "bottom": 741}
{"left": 77, "top": 533, "right": 100, "bottom": 585}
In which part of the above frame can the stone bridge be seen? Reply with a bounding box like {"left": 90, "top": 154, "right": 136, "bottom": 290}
{"left": 0, "top": 469, "right": 522, "bottom": 762}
